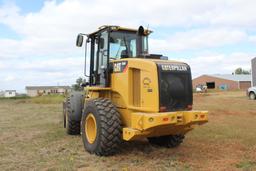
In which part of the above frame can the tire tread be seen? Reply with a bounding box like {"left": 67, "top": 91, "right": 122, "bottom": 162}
{"left": 66, "top": 97, "right": 80, "bottom": 135}
{"left": 82, "top": 98, "right": 121, "bottom": 156}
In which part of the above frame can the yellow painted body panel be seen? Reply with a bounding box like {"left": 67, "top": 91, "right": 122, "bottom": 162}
{"left": 111, "top": 58, "right": 159, "bottom": 113}
{"left": 85, "top": 58, "right": 208, "bottom": 141}
{"left": 123, "top": 110, "right": 208, "bottom": 140}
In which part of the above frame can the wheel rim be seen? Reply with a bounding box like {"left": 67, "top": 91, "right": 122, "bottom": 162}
{"left": 85, "top": 113, "right": 97, "bottom": 144}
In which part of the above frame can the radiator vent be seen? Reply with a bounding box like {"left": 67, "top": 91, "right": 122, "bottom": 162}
{"left": 132, "top": 69, "right": 141, "bottom": 107}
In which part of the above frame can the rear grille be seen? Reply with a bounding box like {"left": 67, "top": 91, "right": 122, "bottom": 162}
{"left": 157, "top": 63, "right": 193, "bottom": 112}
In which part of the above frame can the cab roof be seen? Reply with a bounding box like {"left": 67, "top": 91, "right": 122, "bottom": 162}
{"left": 88, "top": 25, "right": 153, "bottom": 36}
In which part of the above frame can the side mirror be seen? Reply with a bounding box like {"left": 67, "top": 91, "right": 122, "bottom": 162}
{"left": 99, "top": 38, "right": 104, "bottom": 49}
{"left": 76, "top": 34, "right": 84, "bottom": 47}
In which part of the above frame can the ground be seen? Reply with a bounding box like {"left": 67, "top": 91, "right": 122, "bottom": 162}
{"left": 0, "top": 91, "right": 256, "bottom": 171}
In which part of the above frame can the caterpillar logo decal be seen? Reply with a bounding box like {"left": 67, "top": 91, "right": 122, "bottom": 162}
{"left": 160, "top": 64, "right": 188, "bottom": 72}
{"left": 113, "top": 61, "right": 128, "bottom": 73}
{"left": 143, "top": 77, "right": 153, "bottom": 93}
{"left": 143, "top": 77, "right": 151, "bottom": 88}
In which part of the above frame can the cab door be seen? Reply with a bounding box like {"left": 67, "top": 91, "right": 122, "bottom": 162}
{"left": 92, "top": 31, "right": 109, "bottom": 87}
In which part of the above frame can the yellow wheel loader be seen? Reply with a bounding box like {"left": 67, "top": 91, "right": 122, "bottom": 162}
{"left": 63, "top": 25, "right": 208, "bottom": 156}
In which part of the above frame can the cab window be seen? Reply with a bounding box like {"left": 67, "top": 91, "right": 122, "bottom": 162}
{"left": 109, "top": 31, "right": 137, "bottom": 59}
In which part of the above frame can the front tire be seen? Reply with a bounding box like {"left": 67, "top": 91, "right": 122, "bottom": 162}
{"left": 148, "top": 134, "right": 185, "bottom": 148}
{"left": 249, "top": 92, "right": 256, "bottom": 100}
{"left": 81, "top": 98, "right": 121, "bottom": 156}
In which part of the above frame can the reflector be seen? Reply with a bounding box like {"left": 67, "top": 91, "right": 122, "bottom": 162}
{"left": 200, "top": 115, "right": 205, "bottom": 119}
{"left": 163, "top": 117, "right": 169, "bottom": 121}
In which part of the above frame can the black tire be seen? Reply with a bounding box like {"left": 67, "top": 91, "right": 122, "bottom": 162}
{"left": 64, "top": 92, "right": 84, "bottom": 135}
{"left": 63, "top": 101, "right": 66, "bottom": 128}
{"left": 249, "top": 92, "right": 256, "bottom": 100}
{"left": 81, "top": 98, "right": 122, "bottom": 156}
{"left": 148, "top": 134, "right": 185, "bottom": 148}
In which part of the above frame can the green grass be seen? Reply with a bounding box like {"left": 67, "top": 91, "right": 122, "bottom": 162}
{"left": 236, "top": 161, "right": 256, "bottom": 169}
{"left": 27, "top": 95, "right": 65, "bottom": 104}
{"left": 0, "top": 95, "right": 64, "bottom": 104}
{"left": 0, "top": 91, "right": 256, "bottom": 170}
{"left": 0, "top": 96, "right": 30, "bottom": 100}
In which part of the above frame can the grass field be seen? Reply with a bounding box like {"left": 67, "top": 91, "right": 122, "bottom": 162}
{"left": 0, "top": 92, "right": 256, "bottom": 171}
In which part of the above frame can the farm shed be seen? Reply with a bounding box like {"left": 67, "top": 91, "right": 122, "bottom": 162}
{"left": 252, "top": 57, "right": 256, "bottom": 86}
{"left": 4, "top": 90, "right": 16, "bottom": 97}
{"left": 193, "top": 74, "right": 251, "bottom": 90}
{"left": 0, "top": 91, "right": 4, "bottom": 97}
{"left": 26, "top": 86, "right": 71, "bottom": 97}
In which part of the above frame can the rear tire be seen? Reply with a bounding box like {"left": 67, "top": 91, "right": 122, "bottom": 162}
{"left": 249, "top": 92, "right": 256, "bottom": 100}
{"left": 63, "top": 102, "right": 66, "bottom": 128}
{"left": 81, "top": 98, "right": 122, "bottom": 156}
{"left": 64, "top": 92, "right": 84, "bottom": 135}
{"left": 148, "top": 134, "right": 185, "bottom": 148}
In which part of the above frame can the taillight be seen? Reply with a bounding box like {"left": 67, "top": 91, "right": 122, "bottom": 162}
{"left": 187, "top": 105, "right": 193, "bottom": 110}
{"left": 160, "top": 106, "right": 167, "bottom": 112}
{"left": 162, "top": 117, "right": 169, "bottom": 121}
{"left": 200, "top": 114, "right": 205, "bottom": 119}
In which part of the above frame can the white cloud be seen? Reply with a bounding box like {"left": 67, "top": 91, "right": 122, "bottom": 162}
{"left": 4, "top": 75, "right": 15, "bottom": 82}
{"left": 150, "top": 28, "right": 248, "bottom": 53}
{"left": 0, "top": 57, "right": 86, "bottom": 92}
{"left": 17, "top": 57, "right": 83, "bottom": 72}
{"left": 175, "top": 52, "right": 253, "bottom": 78}
{"left": 249, "top": 35, "right": 256, "bottom": 43}
{"left": 0, "top": 0, "right": 255, "bottom": 59}
{"left": 0, "top": 0, "right": 256, "bottom": 92}
{"left": 0, "top": 61, "right": 5, "bottom": 69}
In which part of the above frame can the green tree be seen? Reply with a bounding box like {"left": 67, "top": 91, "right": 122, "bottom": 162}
{"left": 234, "top": 67, "right": 250, "bottom": 75}
{"left": 72, "top": 77, "right": 86, "bottom": 91}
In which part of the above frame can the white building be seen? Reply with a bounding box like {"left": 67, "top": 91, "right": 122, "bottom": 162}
{"left": 4, "top": 90, "right": 16, "bottom": 97}
{"left": 25, "top": 86, "right": 71, "bottom": 97}
{"left": 252, "top": 57, "right": 256, "bottom": 86}
{"left": 0, "top": 91, "right": 4, "bottom": 97}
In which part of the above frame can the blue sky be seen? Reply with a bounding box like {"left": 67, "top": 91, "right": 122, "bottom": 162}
{"left": 0, "top": 0, "right": 255, "bottom": 92}
{"left": 0, "top": 1, "right": 45, "bottom": 40}
{"left": 0, "top": 0, "right": 44, "bottom": 14}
